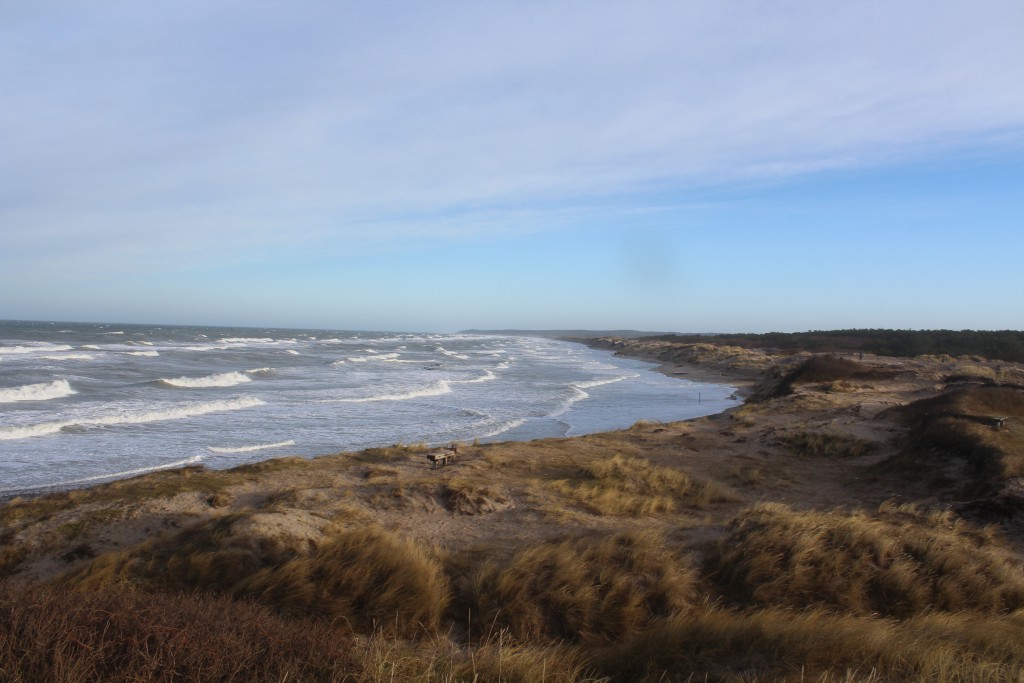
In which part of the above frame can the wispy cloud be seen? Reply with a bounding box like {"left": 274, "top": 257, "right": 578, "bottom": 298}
{"left": 2, "top": 1, "right": 1022, "bottom": 279}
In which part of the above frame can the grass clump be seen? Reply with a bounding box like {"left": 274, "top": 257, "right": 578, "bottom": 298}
{"left": 552, "top": 454, "right": 729, "bottom": 516}
{"left": 777, "top": 430, "right": 878, "bottom": 458}
{"left": 595, "top": 606, "right": 1024, "bottom": 682}
{"left": 62, "top": 516, "right": 448, "bottom": 638}
{"left": 464, "top": 530, "right": 697, "bottom": 643}
{"left": 0, "top": 583, "right": 353, "bottom": 682}
{"left": 61, "top": 513, "right": 307, "bottom": 594}
{"left": 706, "top": 502, "right": 1024, "bottom": 617}
{"left": 236, "top": 525, "right": 449, "bottom": 637}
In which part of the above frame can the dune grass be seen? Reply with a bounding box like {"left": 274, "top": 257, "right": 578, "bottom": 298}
{"left": 235, "top": 525, "right": 449, "bottom": 636}
{"left": 706, "top": 502, "right": 1024, "bottom": 617}
{"left": 462, "top": 530, "right": 697, "bottom": 643}
{"left": 0, "top": 583, "right": 355, "bottom": 682}
{"left": 61, "top": 515, "right": 449, "bottom": 638}
{"left": 550, "top": 454, "right": 730, "bottom": 516}
{"left": 596, "top": 606, "right": 1024, "bottom": 682}
{"left": 776, "top": 430, "right": 878, "bottom": 458}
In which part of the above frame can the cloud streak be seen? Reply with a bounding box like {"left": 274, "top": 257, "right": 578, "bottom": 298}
{"left": 2, "top": 1, "right": 1023, "bottom": 279}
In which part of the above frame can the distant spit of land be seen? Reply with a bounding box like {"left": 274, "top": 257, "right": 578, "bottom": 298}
{"left": 3, "top": 330, "right": 1024, "bottom": 681}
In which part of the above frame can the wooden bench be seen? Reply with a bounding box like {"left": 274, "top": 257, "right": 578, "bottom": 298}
{"left": 427, "top": 445, "right": 459, "bottom": 469}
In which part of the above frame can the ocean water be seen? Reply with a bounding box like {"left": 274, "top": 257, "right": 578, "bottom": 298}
{"left": 0, "top": 320, "right": 738, "bottom": 493}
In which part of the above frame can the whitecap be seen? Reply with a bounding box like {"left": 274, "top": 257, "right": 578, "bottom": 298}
{"left": 454, "top": 370, "right": 497, "bottom": 384}
{"left": 207, "top": 439, "right": 296, "bottom": 454}
{"left": 126, "top": 350, "right": 160, "bottom": 357}
{"left": 0, "top": 396, "right": 266, "bottom": 440}
{"left": 0, "top": 344, "right": 74, "bottom": 355}
{"left": 574, "top": 375, "right": 631, "bottom": 390}
{"left": 327, "top": 380, "right": 452, "bottom": 403}
{"left": 0, "top": 379, "right": 76, "bottom": 403}
{"left": 41, "top": 354, "right": 95, "bottom": 361}
{"left": 285, "top": 350, "right": 300, "bottom": 355}
{"left": 160, "top": 371, "right": 253, "bottom": 388}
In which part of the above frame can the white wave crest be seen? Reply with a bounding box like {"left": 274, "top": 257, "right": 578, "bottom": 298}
{"left": 0, "top": 344, "right": 74, "bottom": 355}
{"left": 0, "top": 379, "right": 76, "bottom": 403}
{"left": 330, "top": 381, "right": 452, "bottom": 403}
{"left": 245, "top": 367, "right": 276, "bottom": 377}
{"left": 574, "top": 376, "right": 630, "bottom": 390}
{"left": 220, "top": 337, "right": 275, "bottom": 344}
{"left": 347, "top": 352, "right": 399, "bottom": 363}
{"left": 3, "top": 456, "right": 206, "bottom": 492}
{"left": 41, "top": 354, "right": 94, "bottom": 361}
{"left": 477, "top": 418, "right": 528, "bottom": 439}
{"left": 207, "top": 439, "right": 295, "bottom": 454}
{"left": 126, "top": 350, "right": 160, "bottom": 357}
{"left": 81, "top": 345, "right": 101, "bottom": 350}
{"left": 436, "top": 347, "right": 470, "bottom": 360}
{"left": 455, "top": 370, "right": 497, "bottom": 384}
{"left": 160, "top": 371, "right": 253, "bottom": 388}
{"left": 0, "top": 396, "right": 266, "bottom": 441}
{"left": 285, "top": 350, "right": 300, "bottom": 355}
{"left": 551, "top": 387, "right": 590, "bottom": 417}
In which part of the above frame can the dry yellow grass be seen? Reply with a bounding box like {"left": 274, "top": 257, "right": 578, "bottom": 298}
{"left": 550, "top": 454, "right": 730, "bottom": 516}
{"left": 463, "top": 530, "right": 696, "bottom": 643}
{"left": 597, "top": 606, "right": 1024, "bottom": 682}
{"left": 707, "top": 502, "right": 1024, "bottom": 616}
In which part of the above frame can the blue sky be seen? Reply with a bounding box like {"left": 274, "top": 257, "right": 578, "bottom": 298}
{"left": 1, "top": 1, "right": 1022, "bottom": 332}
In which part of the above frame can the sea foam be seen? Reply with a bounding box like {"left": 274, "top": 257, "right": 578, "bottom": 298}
{"left": 207, "top": 439, "right": 296, "bottom": 454}
{"left": 331, "top": 381, "right": 453, "bottom": 403}
{"left": 160, "top": 371, "right": 254, "bottom": 388}
{"left": 0, "top": 344, "right": 74, "bottom": 355}
{"left": 0, "top": 379, "right": 76, "bottom": 403}
{"left": 0, "top": 396, "right": 266, "bottom": 440}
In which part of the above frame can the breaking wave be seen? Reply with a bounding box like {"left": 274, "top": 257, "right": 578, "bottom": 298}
{"left": 157, "top": 367, "right": 272, "bottom": 388}
{"left": 126, "top": 350, "right": 160, "bottom": 357}
{"left": 207, "top": 439, "right": 295, "bottom": 454}
{"left": 329, "top": 381, "right": 453, "bottom": 403}
{"left": 476, "top": 418, "right": 527, "bottom": 439}
{"left": 0, "top": 344, "right": 74, "bottom": 355}
{"left": 574, "top": 375, "right": 631, "bottom": 390}
{"left": 0, "top": 379, "right": 76, "bottom": 403}
{"left": 0, "top": 396, "right": 266, "bottom": 440}
{"left": 41, "top": 354, "right": 95, "bottom": 361}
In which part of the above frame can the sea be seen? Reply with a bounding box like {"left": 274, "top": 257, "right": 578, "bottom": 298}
{"left": 0, "top": 320, "right": 738, "bottom": 494}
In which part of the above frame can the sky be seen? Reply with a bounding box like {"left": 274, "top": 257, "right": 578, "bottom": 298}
{"left": 1, "top": 1, "right": 1022, "bottom": 333}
